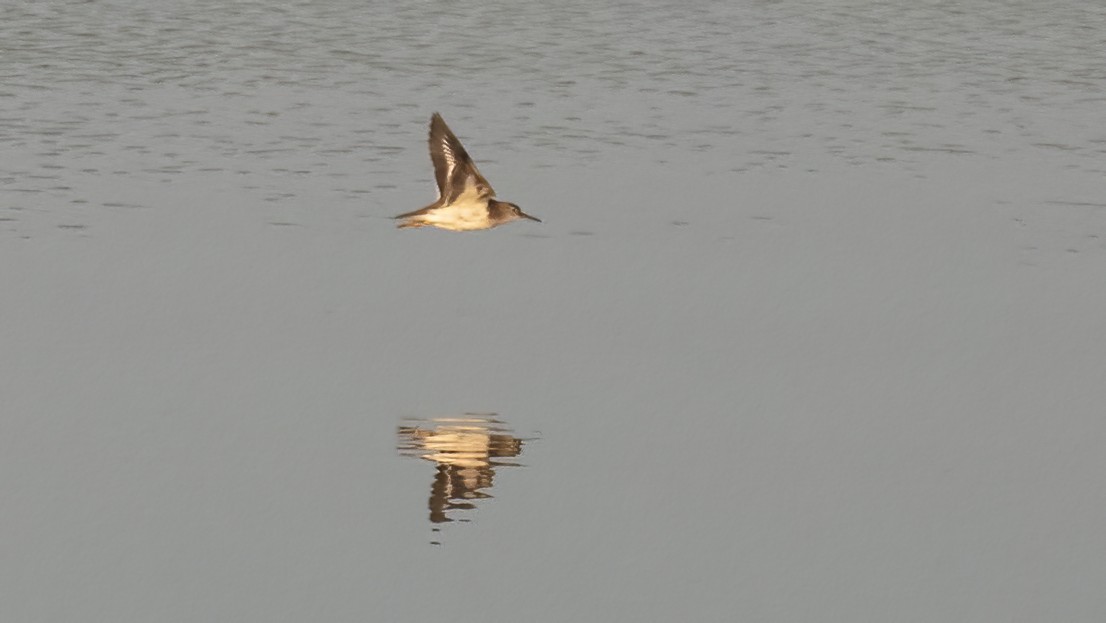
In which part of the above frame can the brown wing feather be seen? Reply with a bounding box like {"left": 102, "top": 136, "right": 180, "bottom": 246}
{"left": 393, "top": 204, "right": 436, "bottom": 220}
{"left": 428, "top": 113, "right": 495, "bottom": 202}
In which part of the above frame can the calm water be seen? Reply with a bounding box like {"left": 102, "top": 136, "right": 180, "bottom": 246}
{"left": 2, "top": 1, "right": 1105, "bottom": 621}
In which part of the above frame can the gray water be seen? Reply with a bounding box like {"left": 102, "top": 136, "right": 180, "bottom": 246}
{"left": 3, "top": 1, "right": 1105, "bottom": 621}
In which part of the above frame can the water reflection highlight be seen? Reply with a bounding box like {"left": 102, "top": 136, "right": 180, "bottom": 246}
{"left": 397, "top": 414, "right": 528, "bottom": 543}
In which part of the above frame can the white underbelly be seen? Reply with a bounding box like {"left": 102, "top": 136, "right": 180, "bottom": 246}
{"left": 423, "top": 199, "right": 491, "bottom": 231}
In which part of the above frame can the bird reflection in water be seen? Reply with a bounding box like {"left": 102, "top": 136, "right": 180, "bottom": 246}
{"left": 396, "top": 413, "right": 528, "bottom": 544}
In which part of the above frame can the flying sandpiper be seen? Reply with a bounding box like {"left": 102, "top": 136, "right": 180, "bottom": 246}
{"left": 394, "top": 113, "right": 540, "bottom": 231}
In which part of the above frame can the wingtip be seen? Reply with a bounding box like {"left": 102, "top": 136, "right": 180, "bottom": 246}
{"left": 429, "top": 112, "right": 447, "bottom": 137}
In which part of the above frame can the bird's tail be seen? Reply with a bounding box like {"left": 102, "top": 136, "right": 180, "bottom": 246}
{"left": 396, "top": 219, "right": 428, "bottom": 229}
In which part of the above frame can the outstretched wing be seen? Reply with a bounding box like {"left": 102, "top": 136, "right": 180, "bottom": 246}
{"left": 428, "top": 113, "right": 496, "bottom": 203}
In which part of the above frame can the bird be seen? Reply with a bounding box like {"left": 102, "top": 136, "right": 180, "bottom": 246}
{"left": 394, "top": 113, "right": 541, "bottom": 231}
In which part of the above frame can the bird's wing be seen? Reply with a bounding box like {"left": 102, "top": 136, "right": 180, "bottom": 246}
{"left": 428, "top": 112, "right": 496, "bottom": 203}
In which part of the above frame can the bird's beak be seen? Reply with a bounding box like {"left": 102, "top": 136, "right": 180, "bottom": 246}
{"left": 520, "top": 211, "right": 542, "bottom": 222}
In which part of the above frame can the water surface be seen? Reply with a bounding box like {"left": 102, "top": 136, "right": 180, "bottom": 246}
{"left": 2, "top": 1, "right": 1105, "bottom": 621}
